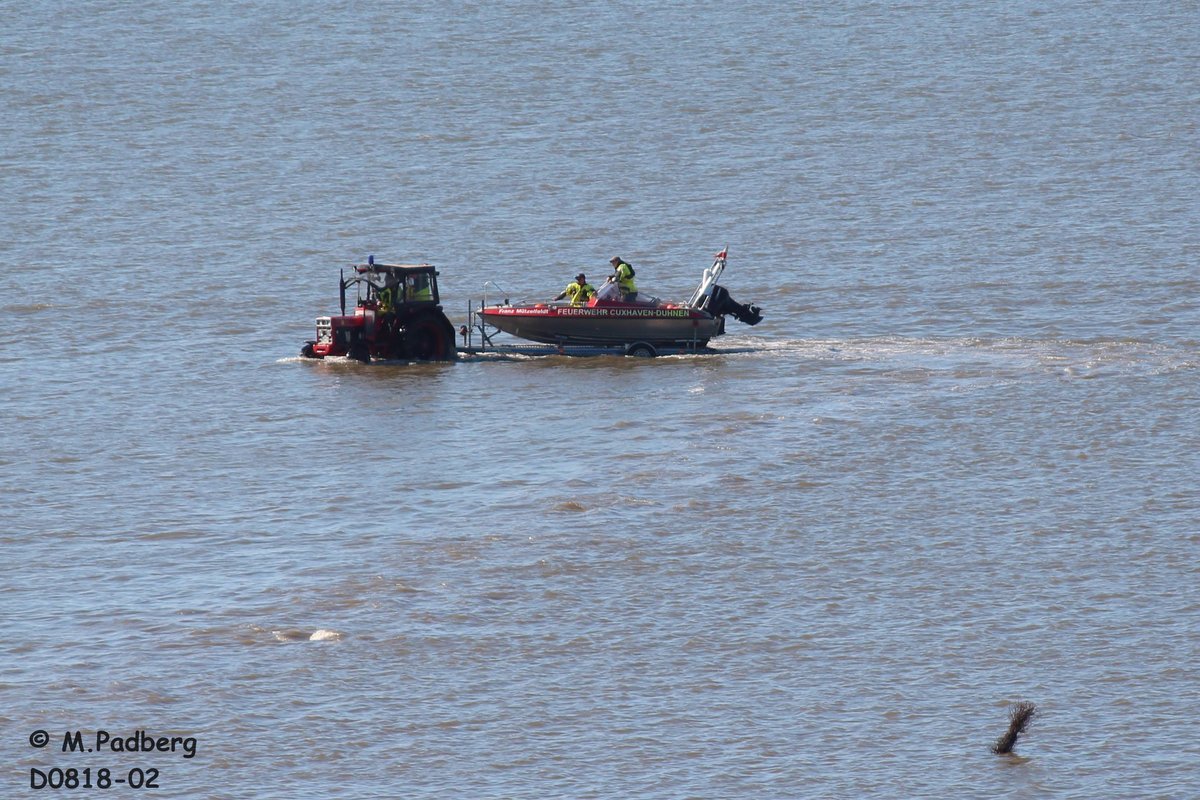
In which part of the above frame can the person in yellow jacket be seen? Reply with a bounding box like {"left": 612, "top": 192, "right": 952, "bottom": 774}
{"left": 554, "top": 273, "right": 596, "bottom": 305}
{"left": 406, "top": 273, "right": 433, "bottom": 302}
{"left": 609, "top": 256, "right": 637, "bottom": 301}
{"left": 377, "top": 284, "right": 396, "bottom": 313}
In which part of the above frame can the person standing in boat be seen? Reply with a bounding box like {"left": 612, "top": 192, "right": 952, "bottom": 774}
{"left": 609, "top": 256, "right": 638, "bottom": 301}
{"left": 554, "top": 273, "right": 596, "bottom": 306}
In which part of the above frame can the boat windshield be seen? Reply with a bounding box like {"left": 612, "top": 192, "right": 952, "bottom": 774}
{"left": 594, "top": 281, "right": 620, "bottom": 301}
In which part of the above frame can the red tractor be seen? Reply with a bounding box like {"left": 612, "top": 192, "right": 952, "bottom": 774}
{"left": 300, "top": 257, "right": 457, "bottom": 362}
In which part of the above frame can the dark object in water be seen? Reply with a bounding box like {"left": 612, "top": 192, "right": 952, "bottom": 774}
{"left": 992, "top": 701, "right": 1038, "bottom": 755}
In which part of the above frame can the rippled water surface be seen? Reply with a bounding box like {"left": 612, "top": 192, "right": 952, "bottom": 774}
{"left": 3, "top": 2, "right": 1198, "bottom": 798}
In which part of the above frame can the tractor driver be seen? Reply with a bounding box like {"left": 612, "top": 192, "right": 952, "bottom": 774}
{"left": 377, "top": 282, "right": 396, "bottom": 313}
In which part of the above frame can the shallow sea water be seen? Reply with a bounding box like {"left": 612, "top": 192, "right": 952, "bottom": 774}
{"left": 2, "top": 2, "right": 1198, "bottom": 798}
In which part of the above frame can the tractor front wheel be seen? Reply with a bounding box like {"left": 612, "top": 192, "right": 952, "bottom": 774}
{"left": 348, "top": 338, "right": 370, "bottom": 363}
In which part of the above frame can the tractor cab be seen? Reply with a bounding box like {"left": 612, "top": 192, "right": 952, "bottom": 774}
{"left": 348, "top": 260, "right": 441, "bottom": 313}
{"left": 301, "top": 257, "right": 457, "bottom": 362}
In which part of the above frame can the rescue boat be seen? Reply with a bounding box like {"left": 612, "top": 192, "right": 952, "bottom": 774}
{"left": 476, "top": 250, "right": 762, "bottom": 350}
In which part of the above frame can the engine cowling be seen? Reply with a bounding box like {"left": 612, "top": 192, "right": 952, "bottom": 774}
{"left": 704, "top": 285, "right": 762, "bottom": 326}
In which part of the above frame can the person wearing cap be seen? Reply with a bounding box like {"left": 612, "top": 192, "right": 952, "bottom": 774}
{"left": 609, "top": 256, "right": 637, "bottom": 301}
{"left": 554, "top": 273, "right": 596, "bottom": 305}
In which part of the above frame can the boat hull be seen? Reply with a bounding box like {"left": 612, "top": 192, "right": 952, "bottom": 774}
{"left": 479, "top": 303, "right": 720, "bottom": 347}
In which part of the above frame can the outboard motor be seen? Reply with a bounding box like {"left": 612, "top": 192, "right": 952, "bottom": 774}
{"left": 704, "top": 284, "right": 763, "bottom": 326}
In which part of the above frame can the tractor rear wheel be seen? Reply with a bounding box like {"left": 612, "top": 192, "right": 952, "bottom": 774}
{"left": 403, "top": 312, "right": 455, "bottom": 361}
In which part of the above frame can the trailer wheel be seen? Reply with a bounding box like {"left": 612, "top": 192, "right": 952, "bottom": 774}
{"left": 625, "top": 342, "right": 658, "bottom": 358}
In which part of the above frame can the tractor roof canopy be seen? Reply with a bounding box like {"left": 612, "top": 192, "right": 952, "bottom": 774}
{"left": 354, "top": 262, "right": 438, "bottom": 276}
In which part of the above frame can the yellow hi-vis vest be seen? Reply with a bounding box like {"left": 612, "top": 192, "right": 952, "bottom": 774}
{"left": 565, "top": 281, "right": 596, "bottom": 305}
{"left": 614, "top": 261, "right": 637, "bottom": 294}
